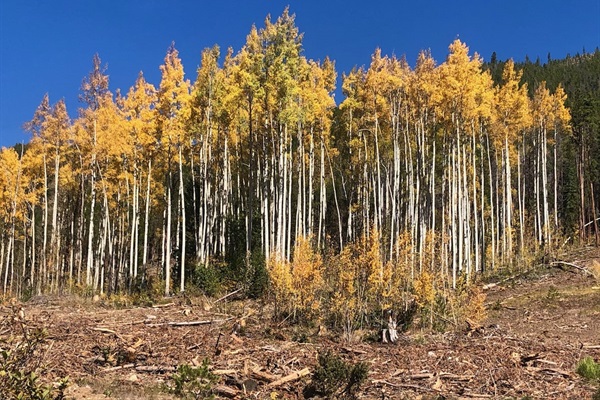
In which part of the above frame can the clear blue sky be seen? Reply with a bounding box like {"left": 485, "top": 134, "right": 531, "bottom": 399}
{"left": 1, "top": 1, "right": 599, "bottom": 147}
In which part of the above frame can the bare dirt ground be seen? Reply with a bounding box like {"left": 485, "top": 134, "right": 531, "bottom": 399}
{"left": 3, "top": 249, "right": 600, "bottom": 399}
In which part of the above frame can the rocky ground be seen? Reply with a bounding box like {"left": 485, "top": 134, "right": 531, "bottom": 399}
{"left": 2, "top": 248, "right": 600, "bottom": 399}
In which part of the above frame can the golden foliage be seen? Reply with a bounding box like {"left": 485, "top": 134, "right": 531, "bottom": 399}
{"left": 413, "top": 270, "right": 436, "bottom": 308}
{"left": 462, "top": 285, "right": 488, "bottom": 326}
{"left": 291, "top": 235, "right": 323, "bottom": 318}
{"left": 267, "top": 235, "right": 324, "bottom": 320}
{"left": 267, "top": 254, "right": 293, "bottom": 315}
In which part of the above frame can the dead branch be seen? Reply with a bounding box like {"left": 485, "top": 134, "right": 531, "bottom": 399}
{"left": 135, "top": 365, "right": 176, "bottom": 373}
{"left": 341, "top": 346, "right": 368, "bottom": 355}
{"left": 584, "top": 217, "right": 600, "bottom": 228}
{"left": 213, "top": 288, "right": 243, "bottom": 304}
{"left": 483, "top": 272, "right": 524, "bottom": 290}
{"left": 251, "top": 369, "right": 280, "bottom": 382}
{"left": 525, "top": 366, "right": 573, "bottom": 378}
{"left": 91, "top": 327, "right": 125, "bottom": 341}
{"left": 212, "top": 369, "right": 237, "bottom": 375}
{"left": 550, "top": 261, "right": 592, "bottom": 276}
{"left": 151, "top": 302, "right": 175, "bottom": 308}
{"left": 583, "top": 344, "right": 600, "bottom": 349}
{"left": 460, "top": 393, "right": 493, "bottom": 398}
{"left": 91, "top": 327, "right": 119, "bottom": 335}
{"left": 439, "top": 372, "right": 473, "bottom": 381}
{"left": 267, "top": 367, "right": 310, "bottom": 388}
{"left": 144, "top": 319, "right": 215, "bottom": 327}
{"left": 213, "top": 384, "right": 239, "bottom": 398}
{"left": 186, "top": 343, "right": 202, "bottom": 351}
{"left": 409, "top": 373, "right": 434, "bottom": 380}
{"left": 102, "top": 363, "right": 135, "bottom": 372}
{"left": 372, "top": 379, "right": 440, "bottom": 392}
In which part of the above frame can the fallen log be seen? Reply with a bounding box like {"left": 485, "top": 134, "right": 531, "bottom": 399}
{"left": 526, "top": 366, "right": 573, "bottom": 378}
{"left": 439, "top": 372, "right": 473, "bottom": 381}
{"left": 251, "top": 369, "right": 280, "bottom": 383}
{"left": 550, "top": 261, "right": 593, "bottom": 276}
{"left": 583, "top": 344, "right": 600, "bottom": 349}
{"left": 135, "top": 365, "right": 176, "bottom": 373}
{"left": 144, "top": 319, "right": 214, "bottom": 327}
{"left": 267, "top": 367, "right": 310, "bottom": 388}
{"left": 213, "top": 384, "right": 239, "bottom": 398}
{"left": 151, "top": 302, "right": 175, "bottom": 308}
{"left": 372, "top": 379, "right": 439, "bottom": 392}
{"left": 409, "top": 373, "right": 434, "bottom": 380}
{"left": 341, "top": 346, "right": 368, "bottom": 355}
{"left": 212, "top": 369, "right": 237, "bottom": 375}
{"left": 102, "top": 363, "right": 135, "bottom": 372}
{"left": 91, "top": 327, "right": 125, "bottom": 341}
{"left": 213, "top": 288, "right": 243, "bottom": 304}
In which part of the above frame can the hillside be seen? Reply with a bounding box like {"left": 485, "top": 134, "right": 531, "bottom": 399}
{"left": 2, "top": 250, "right": 599, "bottom": 399}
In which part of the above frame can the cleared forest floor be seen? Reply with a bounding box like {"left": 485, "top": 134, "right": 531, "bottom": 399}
{"left": 3, "top": 249, "right": 600, "bottom": 399}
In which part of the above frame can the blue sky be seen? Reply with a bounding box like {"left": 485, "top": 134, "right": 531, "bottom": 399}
{"left": 1, "top": 0, "right": 599, "bottom": 147}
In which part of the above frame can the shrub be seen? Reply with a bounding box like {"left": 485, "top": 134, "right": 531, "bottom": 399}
{"left": 577, "top": 356, "right": 600, "bottom": 381}
{"left": 168, "top": 358, "right": 218, "bottom": 399}
{"left": 290, "top": 236, "right": 323, "bottom": 321}
{"left": 189, "top": 263, "right": 221, "bottom": 297}
{"left": 247, "top": 250, "right": 269, "bottom": 299}
{"left": 463, "top": 285, "right": 488, "bottom": 325}
{"left": 0, "top": 307, "right": 68, "bottom": 399}
{"left": 307, "top": 351, "right": 368, "bottom": 399}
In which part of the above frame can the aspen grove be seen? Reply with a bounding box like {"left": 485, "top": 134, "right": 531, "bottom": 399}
{"left": 0, "top": 11, "right": 587, "bottom": 327}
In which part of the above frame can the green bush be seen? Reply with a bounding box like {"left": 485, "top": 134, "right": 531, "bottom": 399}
{"left": 248, "top": 254, "right": 269, "bottom": 299}
{"left": 189, "top": 263, "right": 222, "bottom": 297}
{"left": 577, "top": 356, "right": 600, "bottom": 381}
{"left": 307, "top": 351, "right": 368, "bottom": 399}
{"left": 167, "top": 358, "right": 218, "bottom": 399}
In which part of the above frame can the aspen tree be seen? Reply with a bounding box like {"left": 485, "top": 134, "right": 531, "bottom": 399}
{"left": 190, "top": 46, "right": 223, "bottom": 265}
{"left": 78, "top": 54, "right": 110, "bottom": 290}
{"left": 122, "top": 72, "right": 157, "bottom": 281}
{"left": 550, "top": 85, "right": 571, "bottom": 230}
{"left": 492, "top": 60, "right": 531, "bottom": 260}
{"left": 438, "top": 40, "right": 492, "bottom": 285}
{"left": 156, "top": 43, "right": 191, "bottom": 294}
{"left": 45, "top": 100, "right": 71, "bottom": 288}
{"left": 24, "top": 95, "right": 52, "bottom": 292}
{"left": 532, "top": 82, "right": 554, "bottom": 247}
{"left": 0, "top": 148, "right": 25, "bottom": 293}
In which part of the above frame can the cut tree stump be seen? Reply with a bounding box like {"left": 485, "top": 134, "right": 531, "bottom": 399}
{"left": 382, "top": 315, "right": 399, "bottom": 343}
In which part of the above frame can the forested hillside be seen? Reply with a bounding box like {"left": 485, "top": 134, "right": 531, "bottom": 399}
{"left": 486, "top": 49, "right": 600, "bottom": 241}
{"left": 0, "top": 10, "right": 598, "bottom": 329}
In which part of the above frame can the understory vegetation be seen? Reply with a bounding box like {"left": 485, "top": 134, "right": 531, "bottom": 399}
{"left": 0, "top": 303, "right": 68, "bottom": 400}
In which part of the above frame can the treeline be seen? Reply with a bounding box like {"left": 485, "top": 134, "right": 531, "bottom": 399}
{"left": 486, "top": 49, "right": 600, "bottom": 240}
{"left": 0, "top": 10, "right": 596, "bottom": 315}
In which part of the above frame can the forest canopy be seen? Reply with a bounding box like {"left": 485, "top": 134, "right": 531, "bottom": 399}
{"left": 0, "top": 10, "right": 598, "bottom": 330}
